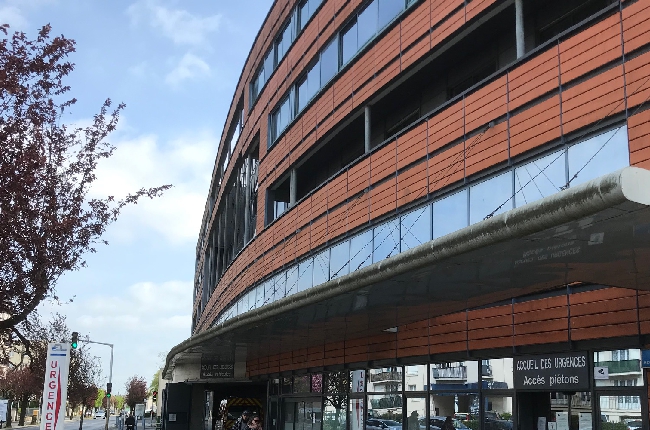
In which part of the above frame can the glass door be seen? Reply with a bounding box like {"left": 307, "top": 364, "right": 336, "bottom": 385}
{"left": 596, "top": 393, "right": 644, "bottom": 430}
{"left": 285, "top": 399, "right": 323, "bottom": 430}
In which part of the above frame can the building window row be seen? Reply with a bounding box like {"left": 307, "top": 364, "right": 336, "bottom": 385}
{"left": 213, "top": 126, "right": 629, "bottom": 326}
{"left": 269, "top": 0, "right": 418, "bottom": 146}
{"left": 250, "top": 0, "right": 325, "bottom": 106}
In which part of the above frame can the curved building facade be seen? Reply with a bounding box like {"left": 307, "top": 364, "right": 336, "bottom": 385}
{"left": 164, "top": 0, "right": 650, "bottom": 429}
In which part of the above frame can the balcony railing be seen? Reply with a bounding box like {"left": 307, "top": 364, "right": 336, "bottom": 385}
{"left": 594, "top": 360, "right": 641, "bottom": 374}
{"left": 431, "top": 366, "right": 467, "bottom": 379}
{"left": 370, "top": 371, "right": 403, "bottom": 382}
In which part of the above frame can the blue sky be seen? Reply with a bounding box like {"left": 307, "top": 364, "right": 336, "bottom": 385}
{"left": 1, "top": 0, "right": 272, "bottom": 393}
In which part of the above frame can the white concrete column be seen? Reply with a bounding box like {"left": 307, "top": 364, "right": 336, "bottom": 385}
{"left": 289, "top": 169, "right": 297, "bottom": 207}
{"left": 364, "top": 105, "right": 372, "bottom": 153}
{"left": 244, "top": 156, "right": 252, "bottom": 242}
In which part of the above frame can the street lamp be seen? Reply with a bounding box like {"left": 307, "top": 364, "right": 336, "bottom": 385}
{"left": 83, "top": 339, "right": 114, "bottom": 430}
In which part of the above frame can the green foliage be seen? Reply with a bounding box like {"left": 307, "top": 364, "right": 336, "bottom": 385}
{"left": 602, "top": 423, "right": 628, "bottom": 430}
{"left": 150, "top": 369, "right": 161, "bottom": 394}
{"left": 500, "top": 413, "right": 512, "bottom": 421}
{"left": 464, "top": 420, "right": 480, "bottom": 430}
{"left": 95, "top": 389, "right": 106, "bottom": 409}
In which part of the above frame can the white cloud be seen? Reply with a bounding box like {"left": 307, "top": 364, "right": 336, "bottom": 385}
{"left": 164, "top": 52, "right": 211, "bottom": 87}
{"left": 90, "top": 127, "right": 216, "bottom": 244}
{"left": 127, "top": 0, "right": 222, "bottom": 47}
{"left": 38, "top": 280, "right": 192, "bottom": 390}
{"left": 0, "top": 6, "right": 28, "bottom": 30}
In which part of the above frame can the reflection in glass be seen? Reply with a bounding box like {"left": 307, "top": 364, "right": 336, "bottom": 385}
{"left": 482, "top": 358, "right": 513, "bottom": 389}
{"left": 294, "top": 375, "right": 311, "bottom": 393}
{"left": 368, "top": 367, "right": 403, "bottom": 393}
{"left": 593, "top": 349, "right": 642, "bottom": 387}
{"left": 401, "top": 206, "right": 431, "bottom": 251}
{"left": 282, "top": 377, "right": 292, "bottom": 394}
{"left": 430, "top": 361, "right": 478, "bottom": 388}
{"left": 432, "top": 190, "right": 468, "bottom": 239}
{"left": 264, "top": 50, "right": 274, "bottom": 82}
{"left": 358, "top": 1, "right": 378, "bottom": 48}
{"left": 274, "top": 272, "right": 287, "bottom": 300}
{"left": 406, "top": 398, "right": 426, "bottom": 430}
{"left": 264, "top": 278, "right": 276, "bottom": 304}
{"left": 286, "top": 265, "right": 298, "bottom": 297}
{"left": 349, "top": 399, "right": 364, "bottom": 430}
{"left": 297, "top": 257, "right": 314, "bottom": 292}
{"left": 342, "top": 23, "right": 358, "bottom": 65}
{"left": 430, "top": 393, "right": 478, "bottom": 423}
{"left": 469, "top": 171, "right": 513, "bottom": 224}
{"left": 311, "top": 374, "right": 323, "bottom": 392}
{"left": 514, "top": 150, "right": 566, "bottom": 207}
{"left": 325, "top": 371, "right": 350, "bottom": 394}
{"left": 373, "top": 219, "right": 400, "bottom": 262}
{"left": 313, "top": 249, "right": 330, "bottom": 286}
{"left": 323, "top": 396, "right": 347, "bottom": 430}
{"left": 568, "top": 127, "right": 629, "bottom": 187}
{"left": 330, "top": 240, "right": 350, "bottom": 279}
{"left": 350, "top": 230, "right": 373, "bottom": 271}
{"left": 368, "top": 394, "right": 403, "bottom": 422}
{"left": 320, "top": 40, "right": 339, "bottom": 85}
{"left": 484, "top": 395, "right": 513, "bottom": 428}
{"left": 378, "top": 0, "right": 404, "bottom": 29}
{"left": 599, "top": 395, "right": 641, "bottom": 423}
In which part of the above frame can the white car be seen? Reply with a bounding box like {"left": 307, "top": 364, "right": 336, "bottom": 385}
{"left": 94, "top": 411, "right": 106, "bottom": 419}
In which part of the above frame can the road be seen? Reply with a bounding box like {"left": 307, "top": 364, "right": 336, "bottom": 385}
{"left": 18, "top": 417, "right": 120, "bottom": 430}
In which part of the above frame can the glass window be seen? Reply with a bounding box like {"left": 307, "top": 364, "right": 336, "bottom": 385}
{"left": 406, "top": 398, "right": 426, "bottom": 430}
{"left": 515, "top": 150, "right": 566, "bottom": 207}
{"left": 299, "top": 0, "right": 311, "bottom": 30}
{"left": 401, "top": 205, "right": 431, "bottom": 251}
{"left": 482, "top": 358, "right": 513, "bottom": 389}
{"left": 469, "top": 171, "right": 513, "bottom": 224}
{"left": 430, "top": 361, "right": 478, "bottom": 388}
{"left": 294, "top": 375, "right": 311, "bottom": 393}
{"left": 594, "top": 349, "right": 642, "bottom": 387}
{"left": 378, "top": 0, "right": 404, "bottom": 29}
{"left": 350, "top": 230, "right": 373, "bottom": 271}
{"left": 323, "top": 396, "right": 347, "bottom": 430}
{"left": 282, "top": 377, "right": 292, "bottom": 394}
{"left": 430, "top": 394, "right": 478, "bottom": 426}
{"left": 367, "top": 395, "right": 403, "bottom": 421}
{"left": 251, "top": 74, "right": 261, "bottom": 102}
{"left": 326, "top": 371, "right": 350, "bottom": 394}
{"left": 271, "top": 94, "right": 293, "bottom": 143}
{"left": 264, "top": 49, "right": 274, "bottom": 80}
{"left": 286, "top": 265, "right": 298, "bottom": 297}
{"left": 342, "top": 22, "right": 358, "bottom": 65}
{"left": 484, "top": 395, "right": 513, "bottom": 428}
{"left": 273, "top": 272, "right": 286, "bottom": 300}
{"left": 330, "top": 240, "right": 350, "bottom": 279}
{"left": 349, "top": 399, "right": 364, "bottom": 430}
{"left": 298, "top": 61, "right": 320, "bottom": 112}
{"left": 320, "top": 39, "right": 339, "bottom": 86}
{"left": 276, "top": 17, "right": 294, "bottom": 64}
{"left": 599, "top": 395, "right": 641, "bottom": 425}
{"left": 568, "top": 127, "right": 629, "bottom": 187}
{"left": 255, "top": 284, "right": 264, "bottom": 308}
{"left": 264, "top": 278, "right": 276, "bottom": 304}
{"left": 368, "top": 367, "right": 403, "bottom": 392}
{"left": 358, "top": 1, "right": 378, "bottom": 48}
{"left": 373, "top": 219, "right": 400, "bottom": 262}
{"left": 297, "top": 257, "right": 314, "bottom": 292}
{"left": 432, "top": 190, "right": 468, "bottom": 239}
{"left": 313, "top": 248, "right": 330, "bottom": 286}
{"left": 312, "top": 374, "right": 323, "bottom": 392}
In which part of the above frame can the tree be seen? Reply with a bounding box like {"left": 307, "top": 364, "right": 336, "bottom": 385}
{"left": 125, "top": 376, "right": 148, "bottom": 411}
{"left": 150, "top": 369, "right": 161, "bottom": 394}
{"left": 0, "top": 23, "right": 170, "bottom": 333}
{"left": 76, "top": 385, "right": 98, "bottom": 430}
{"left": 0, "top": 366, "right": 40, "bottom": 426}
{"left": 95, "top": 388, "right": 106, "bottom": 409}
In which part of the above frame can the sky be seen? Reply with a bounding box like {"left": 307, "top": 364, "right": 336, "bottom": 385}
{"left": 0, "top": 0, "right": 273, "bottom": 394}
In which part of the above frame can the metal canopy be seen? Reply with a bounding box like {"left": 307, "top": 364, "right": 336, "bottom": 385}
{"left": 165, "top": 167, "right": 650, "bottom": 379}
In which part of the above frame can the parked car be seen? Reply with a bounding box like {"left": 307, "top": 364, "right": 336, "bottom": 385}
{"left": 429, "top": 417, "right": 468, "bottom": 430}
{"left": 454, "top": 413, "right": 471, "bottom": 421}
{"left": 367, "top": 419, "right": 402, "bottom": 430}
{"left": 627, "top": 420, "right": 642, "bottom": 430}
{"left": 94, "top": 411, "right": 106, "bottom": 419}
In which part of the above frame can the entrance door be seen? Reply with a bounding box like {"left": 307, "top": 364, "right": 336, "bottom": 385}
{"left": 285, "top": 400, "right": 322, "bottom": 430}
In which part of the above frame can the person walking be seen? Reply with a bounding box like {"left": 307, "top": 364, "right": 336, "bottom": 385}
{"left": 441, "top": 417, "right": 455, "bottom": 430}
{"left": 247, "top": 415, "right": 262, "bottom": 430}
{"left": 125, "top": 414, "right": 136, "bottom": 430}
{"left": 237, "top": 411, "right": 252, "bottom": 430}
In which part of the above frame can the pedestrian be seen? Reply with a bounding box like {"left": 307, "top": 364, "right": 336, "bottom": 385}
{"left": 237, "top": 411, "right": 252, "bottom": 430}
{"left": 441, "top": 416, "right": 454, "bottom": 430}
{"left": 125, "top": 413, "right": 136, "bottom": 430}
{"left": 247, "top": 415, "right": 262, "bottom": 430}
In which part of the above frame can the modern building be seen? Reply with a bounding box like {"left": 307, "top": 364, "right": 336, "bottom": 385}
{"left": 163, "top": 0, "right": 650, "bottom": 429}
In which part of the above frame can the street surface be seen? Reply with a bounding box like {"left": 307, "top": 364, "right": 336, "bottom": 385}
{"left": 15, "top": 416, "right": 156, "bottom": 430}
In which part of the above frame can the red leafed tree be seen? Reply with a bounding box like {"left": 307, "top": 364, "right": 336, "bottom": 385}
{"left": 125, "top": 376, "right": 148, "bottom": 411}
{"left": 0, "top": 366, "right": 40, "bottom": 426}
{"left": 0, "top": 23, "right": 171, "bottom": 334}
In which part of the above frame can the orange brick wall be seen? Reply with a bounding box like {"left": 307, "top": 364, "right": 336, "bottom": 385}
{"left": 195, "top": 0, "right": 650, "bottom": 332}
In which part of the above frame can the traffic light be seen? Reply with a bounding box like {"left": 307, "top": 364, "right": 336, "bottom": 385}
{"left": 152, "top": 391, "right": 158, "bottom": 402}
{"left": 106, "top": 382, "right": 112, "bottom": 398}
{"left": 71, "top": 332, "right": 79, "bottom": 349}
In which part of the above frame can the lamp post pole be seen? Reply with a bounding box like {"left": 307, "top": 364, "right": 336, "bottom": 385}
{"left": 84, "top": 340, "right": 114, "bottom": 430}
